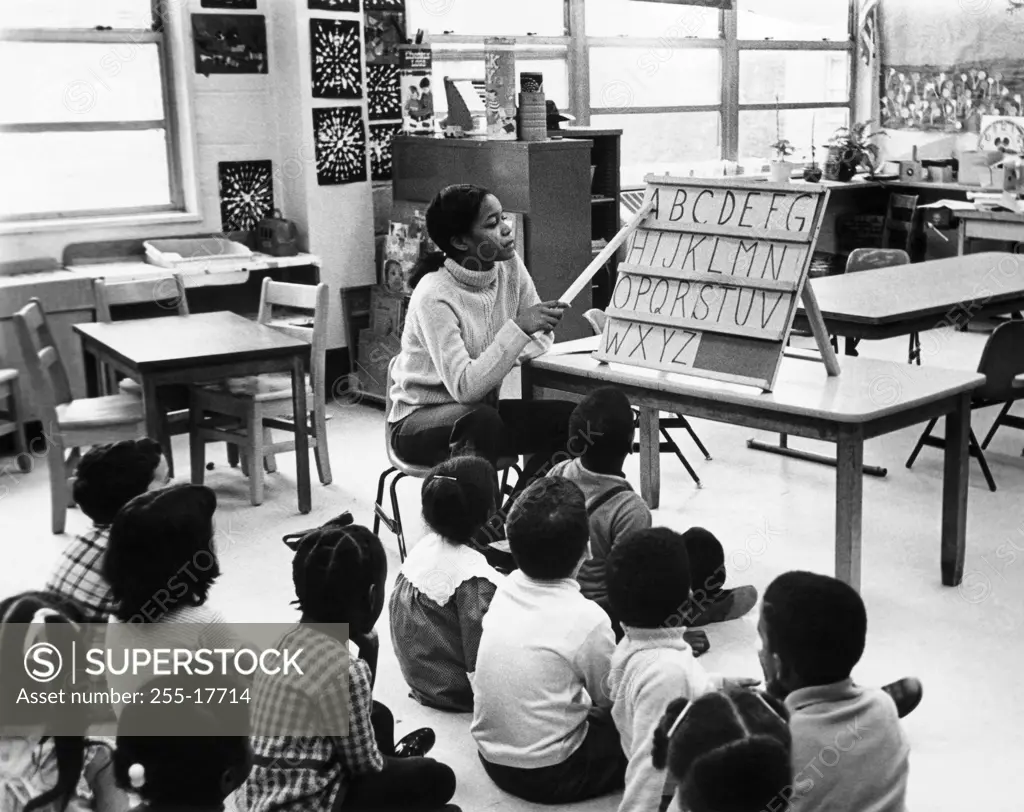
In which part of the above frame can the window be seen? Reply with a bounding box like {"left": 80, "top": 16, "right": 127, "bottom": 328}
{"left": 0, "top": 0, "right": 184, "bottom": 222}
{"left": 737, "top": 0, "right": 850, "bottom": 41}
{"left": 586, "top": 0, "right": 720, "bottom": 38}
{"left": 407, "top": 0, "right": 567, "bottom": 37}
{"left": 589, "top": 48, "right": 721, "bottom": 110}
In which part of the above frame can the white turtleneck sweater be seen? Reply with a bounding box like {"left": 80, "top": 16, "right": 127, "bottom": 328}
{"left": 388, "top": 254, "right": 553, "bottom": 424}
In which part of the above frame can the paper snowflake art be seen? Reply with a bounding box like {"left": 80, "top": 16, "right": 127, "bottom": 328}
{"left": 311, "top": 18, "right": 362, "bottom": 99}
{"left": 369, "top": 123, "right": 401, "bottom": 180}
{"left": 218, "top": 160, "right": 274, "bottom": 232}
{"left": 365, "top": 0, "right": 403, "bottom": 8}
{"left": 313, "top": 107, "right": 367, "bottom": 185}
{"left": 367, "top": 64, "right": 401, "bottom": 120}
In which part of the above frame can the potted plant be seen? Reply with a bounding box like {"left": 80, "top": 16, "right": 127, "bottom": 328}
{"left": 824, "top": 120, "right": 887, "bottom": 181}
{"left": 769, "top": 138, "right": 797, "bottom": 182}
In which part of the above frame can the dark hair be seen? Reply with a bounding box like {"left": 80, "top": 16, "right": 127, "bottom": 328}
{"left": 292, "top": 523, "right": 387, "bottom": 628}
{"left": 114, "top": 674, "right": 251, "bottom": 806}
{"left": 103, "top": 484, "right": 219, "bottom": 623}
{"left": 762, "top": 570, "right": 867, "bottom": 685}
{"left": 652, "top": 690, "right": 792, "bottom": 812}
{"left": 570, "top": 386, "right": 634, "bottom": 469}
{"left": 681, "top": 527, "right": 726, "bottom": 597}
{"left": 422, "top": 456, "right": 497, "bottom": 544}
{"left": 607, "top": 527, "right": 691, "bottom": 628}
{"left": 506, "top": 478, "right": 588, "bottom": 579}
{"left": 72, "top": 438, "right": 164, "bottom": 526}
{"left": 0, "top": 592, "right": 90, "bottom": 812}
{"left": 408, "top": 184, "right": 492, "bottom": 289}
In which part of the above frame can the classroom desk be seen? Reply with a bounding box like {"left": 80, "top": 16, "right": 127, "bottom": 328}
{"left": 793, "top": 252, "right": 1024, "bottom": 343}
{"left": 75, "top": 312, "right": 313, "bottom": 513}
{"left": 524, "top": 343, "right": 984, "bottom": 589}
{"left": 955, "top": 209, "right": 1024, "bottom": 255}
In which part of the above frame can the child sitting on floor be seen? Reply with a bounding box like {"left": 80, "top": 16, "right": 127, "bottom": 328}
{"left": 759, "top": 571, "right": 912, "bottom": 812}
{"left": 607, "top": 527, "right": 760, "bottom": 812}
{"left": 0, "top": 591, "right": 129, "bottom": 812}
{"left": 389, "top": 456, "right": 504, "bottom": 712}
{"left": 46, "top": 438, "right": 168, "bottom": 623}
{"left": 102, "top": 483, "right": 244, "bottom": 714}
{"left": 245, "top": 522, "right": 457, "bottom": 812}
{"left": 548, "top": 387, "right": 757, "bottom": 641}
{"left": 113, "top": 675, "right": 252, "bottom": 812}
{"left": 471, "top": 478, "right": 626, "bottom": 805}
{"left": 651, "top": 689, "right": 793, "bottom": 812}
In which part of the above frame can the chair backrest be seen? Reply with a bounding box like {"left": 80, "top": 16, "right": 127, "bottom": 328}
{"left": 258, "top": 278, "right": 329, "bottom": 399}
{"left": 976, "top": 320, "right": 1024, "bottom": 401}
{"left": 583, "top": 307, "right": 608, "bottom": 336}
{"left": 12, "top": 299, "right": 73, "bottom": 423}
{"left": 844, "top": 247, "right": 911, "bottom": 275}
{"left": 384, "top": 355, "right": 398, "bottom": 422}
{"left": 881, "top": 193, "right": 918, "bottom": 253}
{"left": 93, "top": 274, "right": 189, "bottom": 322}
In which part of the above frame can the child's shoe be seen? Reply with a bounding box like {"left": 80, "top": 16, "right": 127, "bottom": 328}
{"left": 882, "top": 677, "right": 923, "bottom": 718}
{"left": 393, "top": 727, "right": 436, "bottom": 758}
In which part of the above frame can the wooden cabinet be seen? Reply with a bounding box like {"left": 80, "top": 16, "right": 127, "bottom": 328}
{"left": 392, "top": 135, "right": 594, "bottom": 341}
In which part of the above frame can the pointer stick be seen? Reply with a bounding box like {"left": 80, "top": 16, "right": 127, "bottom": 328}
{"left": 558, "top": 199, "right": 656, "bottom": 305}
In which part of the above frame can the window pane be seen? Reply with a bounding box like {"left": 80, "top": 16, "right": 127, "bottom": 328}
{"left": 739, "top": 51, "right": 849, "bottom": 104}
{"left": 0, "top": 43, "right": 164, "bottom": 124}
{"left": 738, "top": 107, "right": 849, "bottom": 164}
{"left": 590, "top": 111, "right": 720, "bottom": 186}
{"left": 590, "top": 48, "right": 720, "bottom": 108}
{"left": 737, "top": 0, "right": 849, "bottom": 41}
{"left": 3, "top": 0, "right": 153, "bottom": 29}
{"left": 432, "top": 58, "right": 568, "bottom": 116}
{"left": 408, "top": 0, "right": 566, "bottom": 37}
{"left": 0, "top": 130, "right": 171, "bottom": 217}
{"left": 586, "top": 0, "right": 720, "bottom": 38}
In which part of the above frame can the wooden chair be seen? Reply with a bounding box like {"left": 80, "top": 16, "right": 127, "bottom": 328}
{"left": 13, "top": 299, "right": 146, "bottom": 533}
{"left": 906, "top": 320, "right": 1024, "bottom": 492}
{"left": 0, "top": 369, "right": 30, "bottom": 473}
{"left": 373, "top": 356, "right": 520, "bottom": 561}
{"left": 839, "top": 248, "right": 919, "bottom": 364}
{"left": 189, "top": 279, "right": 331, "bottom": 507}
{"left": 881, "top": 193, "right": 919, "bottom": 255}
{"left": 93, "top": 274, "right": 190, "bottom": 476}
{"left": 583, "top": 308, "right": 710, "bottom": 487}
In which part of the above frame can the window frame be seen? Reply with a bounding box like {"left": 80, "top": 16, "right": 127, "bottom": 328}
{"left": 0, "top": 0, "right": 200, "bottom": 233}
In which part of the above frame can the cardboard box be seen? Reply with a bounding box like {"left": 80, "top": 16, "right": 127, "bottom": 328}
{"left": 369, "top": 285, "right": 406, "bottom": 338}
{"left": 356, "top": 328, "right": 401, "bottom": 398}
{"left": 956, "top": 150, "right": 1003, "bottom": 187}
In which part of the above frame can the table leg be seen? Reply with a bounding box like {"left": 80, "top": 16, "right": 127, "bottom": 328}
{"left": 142, "top": 379, "right": 170, "bottom": 464}
{"left": 292, "top": 355, "right": 311, "bottom": 515}
{"left": 638, "top": 407, "right": 660, "bottom": 509}
{"left": 835, "top": 425, "right": 864, "bottom": 592}
{"left": 189, "top": 391, "right": 206, "bottom": 485}
{"left": 958, "top": 221, "right": 967, "bottom": 256}
{"left": 941, "top": 392, "right": 970, "bottom": 586}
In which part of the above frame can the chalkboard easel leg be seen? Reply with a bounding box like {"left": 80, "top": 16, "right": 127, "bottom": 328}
{"left": 746, "top": 435, "right": 888, "bottom": 478}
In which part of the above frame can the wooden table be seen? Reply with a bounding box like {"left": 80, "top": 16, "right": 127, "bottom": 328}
{"left": 524, "top": 344, "right": 984, "bottom": 589}
{"left": 75, "top": 312, "right": 313, "bottom": 513}
{"left": 794, "top": 252, "right": 1024, "bottom": 343}
{"left": 955, "top": 209, "right": 1024, "bottom": 255}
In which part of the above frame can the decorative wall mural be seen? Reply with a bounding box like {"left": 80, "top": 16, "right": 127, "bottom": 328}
{"left": 218, "top": 160, "right": 274, "bottom": 232}
{"left": 369, "top": 123, "right": 401, "bottom": 180}
{"left": 365, "top": 8, "right": 405, "bottom": 65}
{"left": 881, "top": 63, "right": 1024, "bottom": 131}
{"left": 309, "top": 0, "right": 360, "bottom": 10}
{"left": 313, "top": 107, "right": 367, "bottom": 185}
{"left": 192, "top": 14, "right": 267, "bottom": 75}
{"left": 368, "top": 63, "right": 401, "bottom": 120}
{"left": 311, "top": 18, "right": 363, "bottom": 99}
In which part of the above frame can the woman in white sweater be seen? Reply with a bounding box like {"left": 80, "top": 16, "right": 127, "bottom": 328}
{"left": 389, "top": 184, "right": 576, "bottom": 503}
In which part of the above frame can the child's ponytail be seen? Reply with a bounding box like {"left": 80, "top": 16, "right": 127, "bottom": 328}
{"left": 421, "top": 456, "right": 498, "bottom": 545}
{"left": 681, "top": 736, "right": 793, "bottom": 812}
{"left": 651, "top": 697, "right": 690, "bottom": 770}
{"left": 408, "top": 184, "right": 492, "bottom": 290}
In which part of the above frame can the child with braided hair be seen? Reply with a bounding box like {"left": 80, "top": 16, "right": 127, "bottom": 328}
{"left": 244, "top": 520, "right": 458, "bottom": 812}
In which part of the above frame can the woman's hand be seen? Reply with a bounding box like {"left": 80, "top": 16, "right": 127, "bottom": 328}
{"left": 516, "top": 301, "right": 567, "bottom": 335}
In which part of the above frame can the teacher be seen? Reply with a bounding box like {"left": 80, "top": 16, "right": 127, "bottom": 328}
{"left": 388, "top": 183, "right": 577, "bottom": 504}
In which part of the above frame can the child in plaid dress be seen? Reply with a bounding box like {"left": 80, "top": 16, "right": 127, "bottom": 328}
{"left": 244, "top": 523, "right": 457, "bottom": 812}
{"left": 389, "top": 456, "right": 504, "bottom": 712}
{"left": 46, "top": 439, "right": 168, "bottom": 623}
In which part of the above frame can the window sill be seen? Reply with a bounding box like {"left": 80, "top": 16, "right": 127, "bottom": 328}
{"left": 0, "top": 209, "right": 203, "bottom": 236}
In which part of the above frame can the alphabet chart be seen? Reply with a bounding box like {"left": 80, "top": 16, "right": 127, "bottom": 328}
{"left": 593, "top": 176, "right": 834, "bottom": 391}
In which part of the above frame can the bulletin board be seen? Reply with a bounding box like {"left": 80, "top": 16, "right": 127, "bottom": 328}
{"left": 594, "top": 176, "right": 831, "bottom": 392}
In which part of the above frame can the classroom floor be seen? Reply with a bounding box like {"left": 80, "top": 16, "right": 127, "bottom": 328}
{"left": 1, "top": 327, "right": 1022, "bottom": 811}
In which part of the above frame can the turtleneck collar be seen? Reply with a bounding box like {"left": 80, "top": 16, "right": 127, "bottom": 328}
{"left": 444, "top": 256, "right": 499, "bottom": 289}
